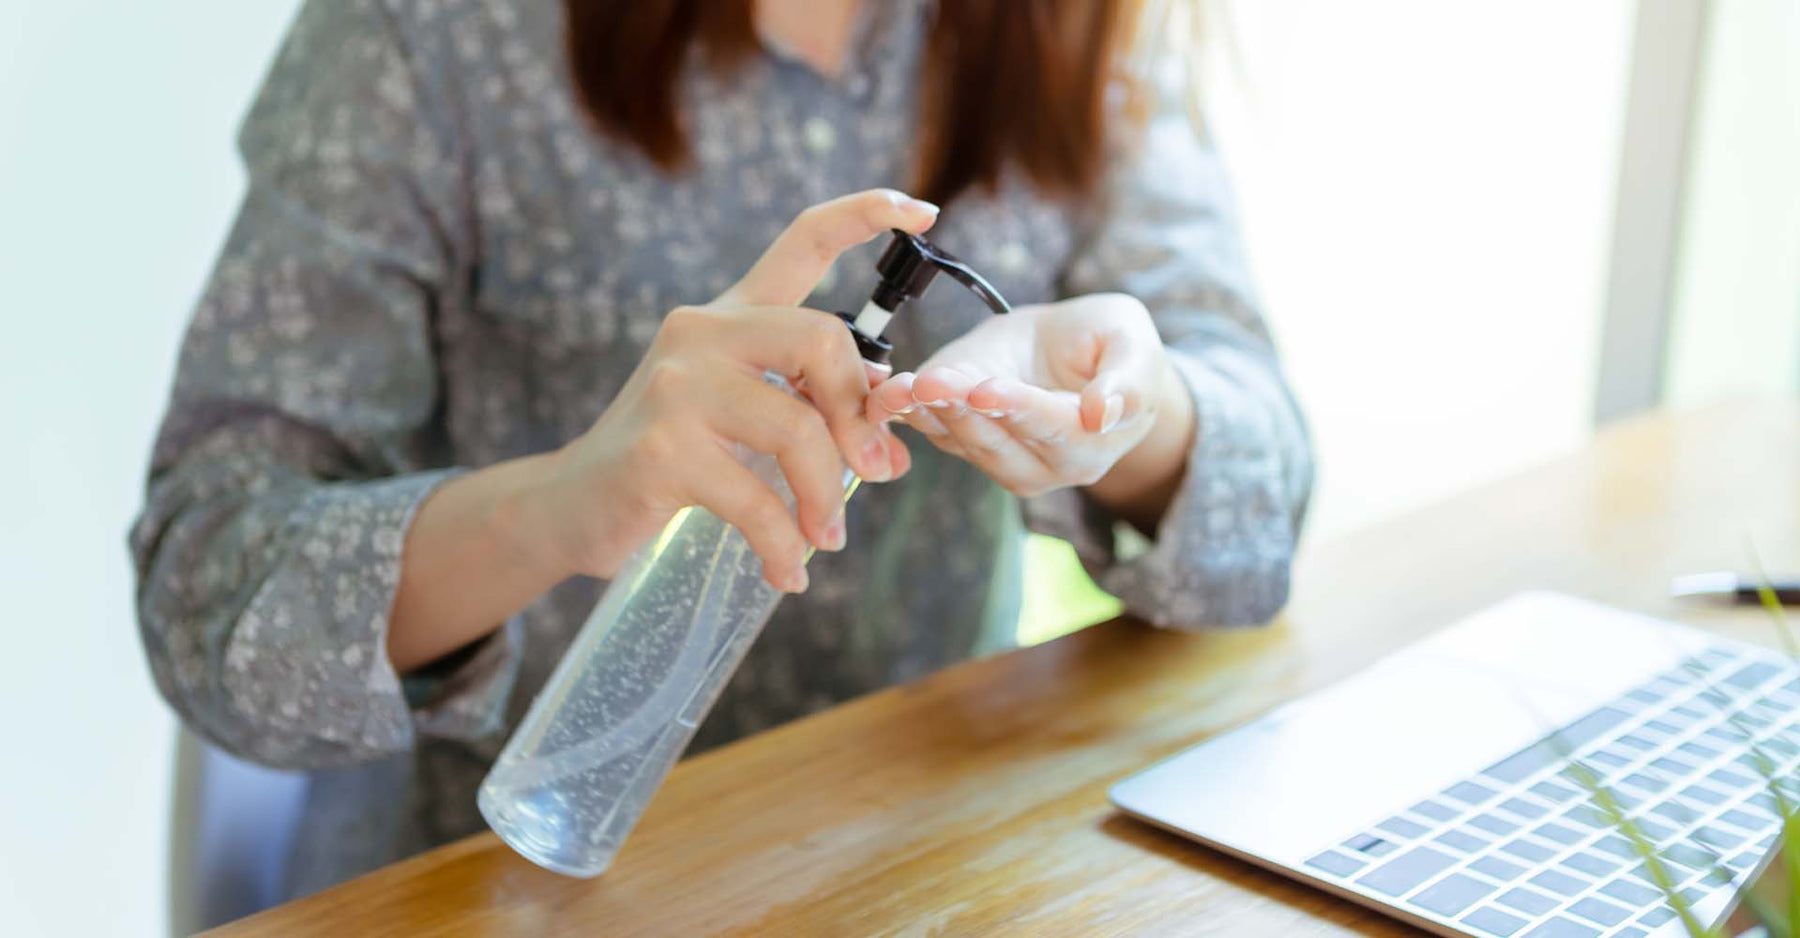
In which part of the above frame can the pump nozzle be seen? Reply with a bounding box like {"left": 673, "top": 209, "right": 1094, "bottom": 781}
{"left": 869, "top": 231, "right": 1011, "bottom": 318}
{"left": 838, "top": 230, "right": 1013, "bottom": 365}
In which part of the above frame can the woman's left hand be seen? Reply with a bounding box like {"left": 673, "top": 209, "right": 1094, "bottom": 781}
{"left": 867, "top": 292, "right": 1195, "bottom": 521}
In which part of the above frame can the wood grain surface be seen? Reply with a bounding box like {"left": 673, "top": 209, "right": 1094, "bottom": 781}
{"left": 208, "top": 399, "right": 1800, "bottom": 937}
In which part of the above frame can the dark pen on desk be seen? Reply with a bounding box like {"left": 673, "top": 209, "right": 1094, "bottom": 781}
{"left": 1670, "top": 572, "right": 1800, "bottom": 606}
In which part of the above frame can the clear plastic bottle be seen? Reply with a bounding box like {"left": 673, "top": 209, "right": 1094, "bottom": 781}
{"left": 477, "top": 436, "right": 853, "bottom": 877}
{"left": 477, "top": 230, "right": 1009, "bottom": 877}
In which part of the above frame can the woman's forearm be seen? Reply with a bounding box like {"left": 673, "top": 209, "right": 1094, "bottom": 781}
{"left": 387, "top": 453, "right": 571, "bottom": 673}
{"left": 1085, "top": 358, "right": 1196, "bottom": 533}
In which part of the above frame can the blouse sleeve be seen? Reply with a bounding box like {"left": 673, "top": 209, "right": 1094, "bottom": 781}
{"left": 1023, "top": 73, "right": 1315, "bottom": 628}
{"left": 129, "top": 0, "right": 520, "bottom": 769}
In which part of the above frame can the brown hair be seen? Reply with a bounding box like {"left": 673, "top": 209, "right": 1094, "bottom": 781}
{"left": 561, "top": 0, "right": 1152, "bottom": 205}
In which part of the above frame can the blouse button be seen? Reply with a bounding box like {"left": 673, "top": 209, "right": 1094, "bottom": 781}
{"left": 803, "top": 117, "right": 837, "bottom": 154}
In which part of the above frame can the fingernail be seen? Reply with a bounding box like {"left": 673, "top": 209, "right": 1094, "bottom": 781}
{"left": 1100, "top": 394, "right": 1124, "bottom": 433}
{"left": 907, "top": 197, "right": 941, "bottom": 217}
{"left": 982, "top": 409, "right": 1008, "bottom": 420}
{"left": 923, "top": 399, "right": 952, "bottom": 410}
{"left": 886, "top": 400, "right": 918, "bottom": 416}
{"left": 861, "top": 436, "right": 892, "bottom": 482}
{"left": 823, "top": 517, "right": 846, "bottom": 551}
{"left": 787, "top": 567, "right": 810, "bottom": 593}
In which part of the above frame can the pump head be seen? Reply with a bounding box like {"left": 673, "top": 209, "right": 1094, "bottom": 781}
{"left": 837, "top": 230, "right": 1013, "bottom": 365}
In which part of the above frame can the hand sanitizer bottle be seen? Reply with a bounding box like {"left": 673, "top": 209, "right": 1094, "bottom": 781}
{"left": 478, "top": 231, "right": 1010, "bottom": 876}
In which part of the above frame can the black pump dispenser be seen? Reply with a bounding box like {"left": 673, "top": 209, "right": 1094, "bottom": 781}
{"left": 837, "top": 230, "right": 1012, "bottom": 365}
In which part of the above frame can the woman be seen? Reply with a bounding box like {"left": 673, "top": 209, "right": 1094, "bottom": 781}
{"left": 133, "top": 0, "right": 1311, "bottom": 903}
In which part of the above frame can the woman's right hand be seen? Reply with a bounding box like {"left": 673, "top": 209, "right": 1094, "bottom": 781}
{"left": 512, "top": 189, "right": 940, "bottom": 593}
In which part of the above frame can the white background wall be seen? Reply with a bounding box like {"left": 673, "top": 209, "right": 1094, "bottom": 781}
{"left": 7, "top": 1, "right": 1770, "bottom": 935}
{"left": 0, "top": 2, "right": 302, "bottom": 935}
{"left": 1205, "top": 0, "right": 1635, "bottom": 540}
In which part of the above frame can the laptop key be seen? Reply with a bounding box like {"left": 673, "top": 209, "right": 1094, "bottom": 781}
{"left": 1305, "top": 850, "right": 1366, "bottom": 878}
{"left": 1560, "top": 851, "right": 1619, "bottom": 878}
{"left": 1567, "top": 895, "right": 1630, "bottom": 926}
{"left": 1377, "top": 815, "right": 1430, "bottom": 839}
{"left": 1715, "top": 808, "right": 1768, "bottom": 832}
{"left": 1599, "top": 877, "right": 1662, "bottom": 906}
{"left": 1499, "top": 839, "right": 1556, "bottom": 863}
{"left": 1592, "top": 834, "right": 1639, "bottom": 860}
{"left": 1344, "top": 832, "right": 1397, "bottom": 856}
{"left": 1747, "top": 792, "right": 1784, "bottom": 816}
{"left": 1529, "top": 868, "right": 1590, "bottom": 897}
{"left": 1412, "top": 872, "right": 1498, "bottom": 916}
{"left": 1521, "top": 915, "right": 1600, "bottom": 937}
{"left": 1411, "top": 799, "right": 1459, "bottom": 822}
{"left": 1649, "top": 801, "right": 1699, "bottom": 825}
{"left": 1462, "top": 905, "right": 1528, "bottom": 937}
{"left": 1704, "top": 725, "right": 1745, "bottom": 746}
{"left": 1588, "top": 750, "right": 1630, "bottom": 768}
{"left": 1677, "top": 740, "right": 1721, "bottom": 761}
{"left": 1694, "top": 825, "right": 1745, "bottom": 849}
{"left": 1470, "top": 855, "right": 1527, "bottom": 882}
{"left": 1639, "top": 905, "right": 1677, "bottom": 925}
{"left": 1661, "top": 842, "right": 1720, "bottom": 871}
{"left": 1435, "top": 828, "right": 1490, "bottom": 853}
{"left": 1561, "top": 805, "right": 1610, "bottom": 829}
{"left": 1727, "top": 849, "right": 1764, "bottom": 869}
{"left": 1531, "top": 779, "right": 1581, "bottom": 803}
{"left": 1499, "top": 797, "right": 1548, "bottom": 820}
{"left": 1495, "top": 886, "right": 1559, "bottom": 916}
{"left": 1724, "top": 661, "right": 1782, "bottom": 690}
{"left": 1357, "top": 845, "right": 1458, "bottom": 897}
{"left": 1649, "top": 756, "right": 1696, "bottom": 778}
{"left": 1469, "top": 814, "right": 1520, "bottom": 837}
{"left": 1606, "top": 788, "right": 1646, "bottom": 810}
{"left": 1679, "top": 784, "right": 1729, "bottom": 806}
{"left": 1628, "top": 816, "right": 1676, "bottom": 841}
{"left": 1446, "top": 780, "right": 1501, "bottom": 806}
{"left": 1533, "top": 821, "right": 1584, "bottom": 845}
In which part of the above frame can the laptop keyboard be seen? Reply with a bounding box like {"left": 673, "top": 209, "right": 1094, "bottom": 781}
{"left": 1302, "top": 644, "right": 1800, "bottom": 937}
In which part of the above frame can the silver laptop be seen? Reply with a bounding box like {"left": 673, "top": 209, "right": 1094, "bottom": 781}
{"left": 1111, "top": 592, "right": 1800, "bottom": 938}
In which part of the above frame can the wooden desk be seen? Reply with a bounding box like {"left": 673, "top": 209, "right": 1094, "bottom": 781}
{"left": 211, "top": 400, "right": 1800, "bottom": 937}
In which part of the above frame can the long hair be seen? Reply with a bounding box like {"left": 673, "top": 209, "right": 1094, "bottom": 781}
{"left": 560, "top": 0, "right": 1160, "bottom": 205}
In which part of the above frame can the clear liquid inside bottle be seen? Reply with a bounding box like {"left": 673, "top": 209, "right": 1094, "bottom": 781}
{"left": 478, "top": 449, "right": 853, "bottom": 877}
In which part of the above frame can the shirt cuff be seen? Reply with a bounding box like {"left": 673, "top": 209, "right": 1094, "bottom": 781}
{"left": 1021, "top": 350, "right": 1300, "bottom": 629}
{"left": 220, "top": 469, "right": 521, "bottom": 765}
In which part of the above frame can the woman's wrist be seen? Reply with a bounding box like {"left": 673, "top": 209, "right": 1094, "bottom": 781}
{"left": 1084, "top": 355, "right": 1196, "bottom": 531}
{"left": 388, "top": 451, "right": 576, "bottom": 673}
{"left": 488, "top": 449, "right": 583, "bottom": 584}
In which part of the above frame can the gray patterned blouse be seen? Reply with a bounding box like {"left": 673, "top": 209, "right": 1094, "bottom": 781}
{"left": 131, "top": 0, "right": 1312, "bottom": 901}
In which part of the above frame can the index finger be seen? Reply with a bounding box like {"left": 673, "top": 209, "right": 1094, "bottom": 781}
{"left": 718, "top": 189, "right": 940, "bottom": 307}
